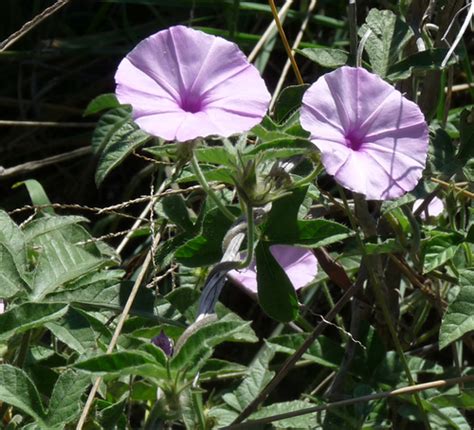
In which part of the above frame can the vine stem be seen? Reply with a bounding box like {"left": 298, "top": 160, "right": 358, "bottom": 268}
{"left": 76, "top": 235, "right": 159, "bottom": 430}
{"left": 267, "top": 0, "right": 304, "bottom": 85}
{"left": 237, "top": 202, "right": 255, "bottom": 269}
{"left": 190, "top": 151, "right": 236, "bottom": 222}
{"left": 338, "top": 187, "right": 431, "bottom": 430}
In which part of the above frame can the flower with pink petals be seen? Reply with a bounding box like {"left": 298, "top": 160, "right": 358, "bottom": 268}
{"left": 228, "top": 245, "right": 318, "bottom": 295}
{"left": 115, "top": 26, "right": 271, "bottom": 142}
{"left": 300, "top": 66, "right": 429, "bottom": 200}
{"left": 413, "top": 196, "right": 444, "bottom": 220}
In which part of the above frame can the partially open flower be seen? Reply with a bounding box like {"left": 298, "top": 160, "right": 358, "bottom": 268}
{"left": 300, "top": 66, "right": 428, "bottom": 200}
{"left": 115, "top": 26, "right": 271, "bottom": 142}
{"left": 413, "top": 196, "right": 444, "bottom": 220}
{"left": 228, "top": 245, "right": 318, "bottom": 295}
{"left": 151, "top": 330, "right": 174, "bottom": 357}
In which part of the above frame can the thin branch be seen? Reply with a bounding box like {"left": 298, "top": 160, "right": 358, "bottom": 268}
{"left": 431, "top": 177, "right": 474, "bottom": 199}
{"left": 0, "top": 120, "right": 95, "bottom": 128}
{"left": 224, "top": 375, "right": 474, "bottom": 429}
{"left": 76, "top": 234, "right": 159, "bottom": 430}
{"left": 0, "top": 147, "right": 91, "bottom": 179}
{"left": 269, "top": 0, "right": 317, "bottom": 110}
{"left": 267, "top": 0, "right": 304, "bottom": 84}
{"left": 230, "top": 282, "right": 361, "bottom": 425}
{"left": 0, "top": 0, "right": 72, "bottom": 52}
{"left": 248, "top": 0, "right": 294, "bottom": 62}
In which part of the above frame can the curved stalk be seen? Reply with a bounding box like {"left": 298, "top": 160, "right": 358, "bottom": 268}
{"left": 190, "top": 152, "right": 236, "bottom": 222}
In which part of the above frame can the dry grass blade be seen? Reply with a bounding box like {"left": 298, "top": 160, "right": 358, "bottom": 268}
{"left": 0, "top": 0, "right": 72, "bottom": 52}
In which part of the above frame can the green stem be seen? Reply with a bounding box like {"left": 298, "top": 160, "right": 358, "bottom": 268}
{"left": 337, "top": 186, "right": 431, "bottom": 430}
{"left": 321, "top": 283, "right": 348, "bottom": 342}
{"left": 238, "top": 202, "right": 255, "bottom": 269}
{"left": 16, "top": 330, "right": 31, "bottom": 368}
{"left": 190, "top": 151, "right": 235, "bottom": 222}
{"left": 292, "top": 163, "right": 323, "bottom": 188}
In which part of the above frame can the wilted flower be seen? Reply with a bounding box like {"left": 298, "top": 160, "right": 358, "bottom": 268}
{"left": 228, "top": 245, "right": 318, "bottom": 295}
{"left": 300, "top": 66, "right": 428, "bottom": 200}
{"left": 115, "top": 26, "right": 271, "bottom": 142}
{"left": 413, "top": 196, "right": 444, "bottom": 220}
{"left": 151, "top": 330, "right": 174, "bottom": 357}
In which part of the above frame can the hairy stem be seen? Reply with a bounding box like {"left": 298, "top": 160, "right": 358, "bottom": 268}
{"left": 190, "top": 151, "right": 236, "bottom": 222}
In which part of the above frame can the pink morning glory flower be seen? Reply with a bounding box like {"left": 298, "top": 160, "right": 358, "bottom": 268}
{"left": 115, "top": 26, "right": 271, "bottom": 142}
{"left": 228, "top": 245, "right": 318, "bottom": 295}
{"left": 413, "top": 196, "right": 444, "bottom": 220}
{"left": 300, "top": 66, "right": 429, "bottom": 200}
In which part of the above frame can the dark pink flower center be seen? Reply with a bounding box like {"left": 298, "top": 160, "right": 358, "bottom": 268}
{"left": 179, "top": 91, "right": 203, "bottom": 113}
{"left": 344, "top": 129, "right": 365, "bottom": 151}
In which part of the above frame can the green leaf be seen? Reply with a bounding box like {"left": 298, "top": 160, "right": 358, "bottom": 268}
{"left": 97, "top": 397, "right": 127, "bottom": 429}
{"left": 159, "top": 194, "right": 194, "bottom": 232}
{"left": 84, "top": 93, "right": 119, "bottom": 116}
{"left": 45, "top": 308, "right": 98, "bottom": 354}
{"left": 177, "top": 166, "right": 234, "bottom": 185}
{"left": 297, "top": 47, "right": 349, "bottom": 68}
{"left": 47, "top": 279, "right": 156, "bottom": 326}
{"left": 170, "top": 315, "right": 257, "bottom": 376}
{"left": 0, "top": 365, "right": 46, "bottom": 425}
{"left": 267, "top": 219, "right": 352, "bottom": 247}
{"left": 387, "top": 48, "right": 454, "bottom": 81}
{"left": 13, "top": 179, "right": 53, "bottom": 214}
{"left": 273, "top": 84, "right": 310, "bottom": 123}
{"left": 457, "top": 108, "right": 474, "bottom": 164}
{"left": 0, "top": 210, "right": 27, "bottom": 270}
{"left": 256, "top": 241, "right": 299, "bottom": 322}
{"left": 250, "top": 400, "right": 317, "bottom": 428}
{"left": 428, "top": 128, "right": 460, "bottom": 178}
{"left": 365, "top": 238, "right": 403, "bottom": 255}
{"left": 359, "top": 8, "right": 413, "bottom": 77}
{"left": 154, "top": 230, "right": 197, "bottom": 270}
{"left": 267, "top": 334, "right": 344, "bottom": 368}
{"left": 91, "top": 106, "right": 131, "bottom": 154}
{"left": 439, "top": 270, "right": 474, "bottom": 349}
{"left": 23, "top": 215, "right": 89, "bottom": 243}
{"left": 422, "top": 230, "right": 463, "bottom": 273}
{"left": 199, "top": 359, "right": 247, "bottom": 380}
{"left": 174, "top": 206, "right": 240, "bottom": 267}
{"left": 74, "top": 351, "right": 167, "bottom": 379}
{"left": 263, "top": 187, "right": 307, "bottom": 242}
{"left": 95, "top": 121, "right": 151, "bottom": 186}
{"left": 244, "top": 138, "right": 312, "bottom": 165}
{"left": 0, "top": 302, "right": 69, "bottom": 342}
{"left": 45, "top": 370, "right": 90, "bottom": 428}
{"left": 222, "top": 346, "right": 275, "bottom": 412}
{"left": 195, "top": 146, "right": 235, "bottom": 167}
{"left": 0, "top": 243, "right": 29, "bottom": 298}
{"left": 31, "top": 238, "right": 106, "bottom": 300}
{"left": 431, "top": 390, "right": 474, "bottom": 410}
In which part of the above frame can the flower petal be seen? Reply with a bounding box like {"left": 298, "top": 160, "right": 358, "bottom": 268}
{"left": 228, "top": 245, "right": 317, "bottom": 295}
{"left": 301, "top": 66, "right": 428, "bottom": 200}
{"left": 115, "top": 26, "right": 270, "bottom": 141}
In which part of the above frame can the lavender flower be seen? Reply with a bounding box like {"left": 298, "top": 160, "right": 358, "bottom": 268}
{"left": 413, "top": 196, "right": 444, "bottom": 220}
{"left": 228, "top": 245, "right": 318, "bottom": 295}
{"left": 300, "top": 66, "right": 429, "bottom": 200}
{"left": 115, "top": 26, "right": 270, "bottom": 142}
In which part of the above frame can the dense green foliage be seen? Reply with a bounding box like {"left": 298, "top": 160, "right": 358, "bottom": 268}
{"left": 0, "top": 1, "right": 473, "bottom": 429}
